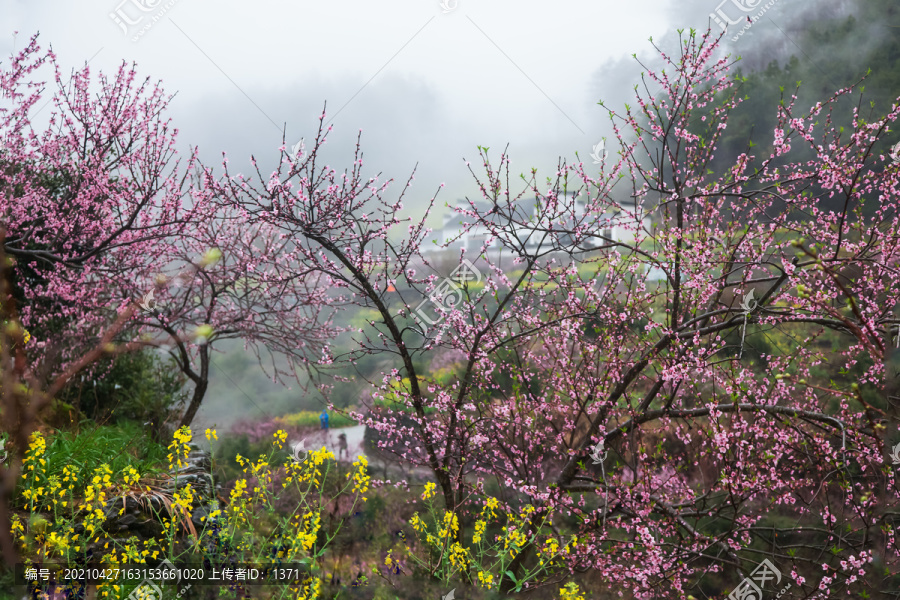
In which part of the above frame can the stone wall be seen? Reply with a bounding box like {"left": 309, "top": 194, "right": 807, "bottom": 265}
{"left": 86, "top": 443, "right": 220, "bottom": 550}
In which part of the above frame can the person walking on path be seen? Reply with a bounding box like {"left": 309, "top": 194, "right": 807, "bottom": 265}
{"left": 318, "top": 409, "right": 330, "bottom": 446}
{"left": 337, "top": 432, "right": 348, "bottom": 460}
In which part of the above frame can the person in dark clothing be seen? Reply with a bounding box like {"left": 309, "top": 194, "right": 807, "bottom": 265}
{"left": 337, "top": 432, "right": 348, "bottom": 460}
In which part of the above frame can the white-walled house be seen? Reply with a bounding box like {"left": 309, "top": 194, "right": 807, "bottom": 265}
{"left": 431, "top": 192, "right": 652, "bottom": 253}
{"left": 436, "top": 200, "right": 500, "bottom": 252}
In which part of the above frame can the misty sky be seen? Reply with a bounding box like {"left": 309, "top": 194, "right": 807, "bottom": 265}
{"left": 0, "top": 0, "right": 845, "bottom": 228}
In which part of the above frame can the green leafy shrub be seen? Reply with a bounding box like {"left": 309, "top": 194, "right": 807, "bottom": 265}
{"left": 57, "top": 350, "right": 188, "bottom": 441}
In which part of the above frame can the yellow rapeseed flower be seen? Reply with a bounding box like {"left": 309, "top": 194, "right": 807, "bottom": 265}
{"left": 559, "top": 582, "right": 585, "bottom": 600}
{"left": 472, "top": 519, "right": 487, "bottom": 544}
{"left": 421, "top": 481, "right": 436, "bottom": 500}
{"left": 348, "top": 455, "right": 370, "bottom": 496}
{"left": 167, "top": 426, "right": 192, "bottom": 469}
{"left": 478, "top": 570, "right": 494, "bottom": 589}
{"left": 273, "top": 429, "right": 288, "bottom": 447}
{"left": 409, "top": 514, "right": 424, "bottom": 533}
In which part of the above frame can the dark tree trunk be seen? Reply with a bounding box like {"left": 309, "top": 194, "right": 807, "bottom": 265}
{"left": 179, "top": 344, "right": 209, "bottom": 428}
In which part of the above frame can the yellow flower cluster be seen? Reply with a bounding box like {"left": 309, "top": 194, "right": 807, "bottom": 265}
{"left": 11, "top": 515, "right": 24, "bottom": 540}
{"left": 297, "top": 511, "right": 321, "bottom": 552}
{"left": 167, "top": 426, "right": 192, "bottom": 469}
{"left": 421, "top": 481, "right": 436, "bottom": 500}
{"left": 231, "top": 478, "right": 248, "bottom": 499}
{"left": 122, "top": 466, "right": 140, "bottom": 487}
{"left": 472, "top": 519, "right": 487, "bottom": 544}
{"left": 172, "top": 484, "right": 194, "bottom": 513}
{"left": 21, "top": 486, "right": 43, "bottom": 504}
{"left": 448, "top": 541, "right": 468, "bottom": 569}
{"left": 273, "top": 429, "right": 287, "bottom": 448}
{"left": 80, "top": 464, "right": 113, "bottom": 509}
{"left": 283, "top": 458, "right": 303, "bottom": 487}
{"left": 15, "top": 445, "right": 86, "bottom": 560}
{"left": 201, "top": 508, "right": 222, "bottom": 524}
{"left": 248, "top": 455, "right": 273, "bottom": 503}
{"left": 79, "top": 464, "right": 114, "bottom": 541}
{"left": 348, "top": 455, "right": 370, "bottom": 499}
{"left": 471, "top": 496, "right": 501, "bottom": 545}
{"left": 437, "top": 510, "right": 459, "bottom": 541}
{"left": 22, "top": 431, "right": 47, "bottom": 477}
{"left": 47, "top": 529, "right": 70, "bottom": 553}
{"left": 541, "top": 537, "right": 560, "bottom": 556}
{"left": 295, "top": 576, "right": 321, "bottom": 600}
{"left": 11, "top": 424, "right": 352, "bottom": 599}
{"left": 477, "top": 570, "right": 494, "bottom": 589}
{"left": 483, "top": 496, "right": 500, "bottom": 517}
{"left": 410, "top": 513, "right": 425, "bottom": 532}
{"left": 559, "top": 582, "right": 586, "bottom": 600}
{"left": 503, "top": 527, "right": 527, "bottom": 554}
{"left": 227, "top": 478, "right": 250, "bottom": 526}
{"left": 306, "top": 447, "right": 334, "bottom": 487}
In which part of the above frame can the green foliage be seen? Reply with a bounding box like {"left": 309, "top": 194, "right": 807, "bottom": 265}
{"left": 57, "top": 350, "right": 188, "bottom": 441}
{"left": 212, "top": 431, "right": 256, "bottom": 484}
{"left": 350, "top": 308, "right": 383, "bottom": 331}
{"left": 699, "top": 1, "right": 900, "bottom": 213}
{"left": 22, "top": 422, "right": 169, "bottom": 499}
{"left": 11, "top": 427, "right": 370, "bottom": 600}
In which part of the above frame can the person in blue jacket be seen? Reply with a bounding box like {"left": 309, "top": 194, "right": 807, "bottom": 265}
{"left": 320, "top": 410, "right": 329, "bottom": 431}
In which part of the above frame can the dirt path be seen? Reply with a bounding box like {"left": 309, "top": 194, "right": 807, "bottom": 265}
{"left": 302, "top": 424, "right": 367, "bottom": 462}
{"left": 303, "top": 425, "right": 433, "bottom": 483}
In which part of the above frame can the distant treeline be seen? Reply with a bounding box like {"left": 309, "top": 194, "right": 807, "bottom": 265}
{"left": 702, "top": 0, "right": 900, "bottom": 210}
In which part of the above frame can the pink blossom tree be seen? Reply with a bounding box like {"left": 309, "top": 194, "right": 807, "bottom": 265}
{"left": 114, "top": 191, "right": 341, "bottom": 429}
{"left": 208, "top": 29, "right": 900, "bottom": 598}
{"left": 0, "top": 36, "right": 340, "bottom": 430}
{"left": 0, "top": 34, "right": 202, "bottom": 381}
